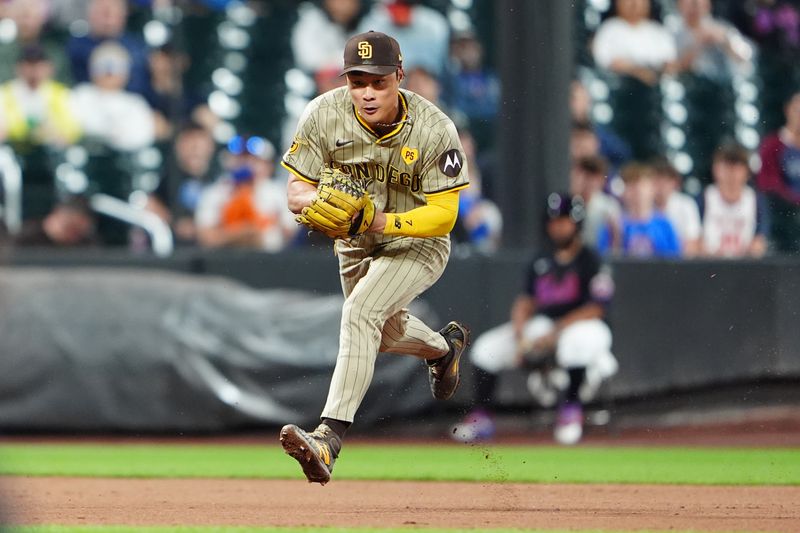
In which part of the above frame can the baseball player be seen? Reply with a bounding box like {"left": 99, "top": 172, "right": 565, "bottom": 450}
{"left": 452, "top": 193, "right": 618, "bottom": 445}
{"left": 279, "top": 31, "right": 470, "bottom": 484}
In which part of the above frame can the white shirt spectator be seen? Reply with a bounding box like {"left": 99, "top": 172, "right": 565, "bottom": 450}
{"left": 662, "top": 191, "right": 702, "bottom": 247}
{"left": 195, "top": 176, "right": 296, "bottom": 252}
{"left": 592, "top": 17, "right": 677, "bottom": 70}
{"left": 702, "top": 184, "right": 758, "bottom": 257}
{"left": 669, "top": 17, "right": 753, "bottom": 82}
{"left": 70, "top": 83, "right": 154, "bottom": 152}
{"left": 357, "top": 2, "right": 449, "bottom": 77}
{"left": 292, "top": 2, "right": 353, "bottom": 74}
{"left": 584, "top": 191, "right": 622, "bottom": 248}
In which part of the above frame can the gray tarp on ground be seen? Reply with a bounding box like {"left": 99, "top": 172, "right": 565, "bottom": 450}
{"left": 0, "top": 268, "right": 437, "bottom": 432}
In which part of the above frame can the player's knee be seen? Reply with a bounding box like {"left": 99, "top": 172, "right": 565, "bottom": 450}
{"left": 341, "top": 298, "right": 385, "bottom": 329}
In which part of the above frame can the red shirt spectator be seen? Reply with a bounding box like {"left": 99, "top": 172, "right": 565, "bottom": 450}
{"left": 757, "top": 91, "right": 800, "bottom": 205}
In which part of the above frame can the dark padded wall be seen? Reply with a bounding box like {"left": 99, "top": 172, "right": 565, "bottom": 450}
{"left": 2, "top": 250, "right": 798, "bottom": 432}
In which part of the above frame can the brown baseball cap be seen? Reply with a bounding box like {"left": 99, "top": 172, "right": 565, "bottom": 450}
{"left": 342, "top": 31, "right": 402, "bottom": 76}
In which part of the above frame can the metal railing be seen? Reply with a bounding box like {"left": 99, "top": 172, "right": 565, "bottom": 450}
{"left": 89, "top": 193, "right": 174, "bottom": 257}
{"left": 0, "top": 145, "right": 23, "bottom": 235}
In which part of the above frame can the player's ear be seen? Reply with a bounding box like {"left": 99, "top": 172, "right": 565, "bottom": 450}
{"left": 396, "top": 68, "right": 404, "bottom": 83}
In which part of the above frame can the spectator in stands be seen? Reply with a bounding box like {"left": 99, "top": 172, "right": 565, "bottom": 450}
{"left": 737, "top": 0, "right": 800, "bottom": 59}
{"left": 313, "top": 65, "right": 348, "bottom": 96}
{"left": 0, "top": 0, "right": 72, "bottom": 84}
{"left": 571, "top": 120, "right": 627, "bottom": 195}
{"left": 285, "top": 1, "right": 363, "bottom": 149}
{"left": 570, "top": 79, "right": 632, "bottom": 171}
{"left": 14, "top": 195, "right": 98, "bottom": 247}
{"left": 592, "top": 0, "right": 677, "bottom": 86}
{"left": 359, "top": 0, "right": 449, "bottom": 78}
{"left": 757, "top": 90, "right": 800, "bottom": 253}
{"left": 145, "top": 43, "right": 217, "bottom": 141}
{"left": 48, "top": 0, "right": 92, "bottom": 30}
{"left": 669, "top": 0, "right": 754, "bottom": 83}
{"left": 0, "top": 45, "right": 81, "bottom": 150}
{"left": 404, "top": 65, "right": 468, "bottom": 128}
{"left": 70, "top": 41, "right": 155, "bottom": 152}
{"left": 665, "top": 0, "right": 746, "bottom": 181}
{"left": 570, "top": 121, "right": 602, "bottom": 161}
{"left": 597, "top": 162, "right": 681, "bottom": 257}
{"left": 291, "top": 0, "right": 367, "bottom": 75}
{"left": 651, "top": 158, "right": 702, "bottom": 256}
{"left": 404, "top": 66, "right": 442, "bottom": 105}
{"left": 726, "top": 1, "right": 799, "bottom": 131}
{"left": 146, "top": 122, "right": 217, "bottom": 245}
{"left": 701, "top": 142, "right": 768, "bottom": 257}
{"left": 451, "top": 128, "right": 502, "bottom": 253}
{"left": 445, "top": 31, "right": 500, "bottom": 139}
{"left": 67, "top": 0, "right": 151, "bottom": 97}
{"left": 570, "top": 155, "right": 622, "bottom": 248}
{"left": 451, "top": 192, "right": 617, "bottom": 445}
{"left": 195, "top": 134, "right": 297, "bottom": 251}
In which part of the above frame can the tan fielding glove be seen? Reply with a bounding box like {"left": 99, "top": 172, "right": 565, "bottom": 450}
{"left": 296, "top": 167, "right": 375, "bottom": 239}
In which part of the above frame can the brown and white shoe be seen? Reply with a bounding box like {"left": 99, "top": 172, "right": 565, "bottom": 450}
{"left": 279, "top": 423, "right": 341, "bottom": 485}
{"left": 427, "top": 321, "right": 471, "bottom": 400}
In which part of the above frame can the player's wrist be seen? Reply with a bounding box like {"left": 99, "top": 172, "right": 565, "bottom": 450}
{"left": 368, "top": 211, "right": 387, "bottom": 233}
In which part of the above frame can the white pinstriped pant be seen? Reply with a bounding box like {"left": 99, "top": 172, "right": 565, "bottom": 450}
{"left": 321, "top": 236, "right": 451, "bottom": 422}
{"left": 471, "top": 316, "right": 618, "bottom": 385}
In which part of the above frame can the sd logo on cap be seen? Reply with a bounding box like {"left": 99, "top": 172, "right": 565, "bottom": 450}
{"left": 342, "top": 31, "right": 403, "bottom": 76}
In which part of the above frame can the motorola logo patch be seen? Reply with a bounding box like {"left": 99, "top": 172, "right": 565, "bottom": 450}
{"left": 438, "top": 149, "right": 463, "bottom": 177}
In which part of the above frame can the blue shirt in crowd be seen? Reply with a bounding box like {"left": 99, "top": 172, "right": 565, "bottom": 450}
{"left": 597, "top": 213, "right": 681, "bottom": 258}
{"left": 67, "top": 34, "right": 151, "bottom": 97}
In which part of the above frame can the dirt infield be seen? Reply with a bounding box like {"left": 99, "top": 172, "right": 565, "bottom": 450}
{"left": 5, "top": 476, "right": 800, "bottom": 532}
{"left": 3, "top": 415, "right": 800, "bottom": 532}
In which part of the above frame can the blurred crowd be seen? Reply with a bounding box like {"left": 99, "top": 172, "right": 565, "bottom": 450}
{"left": 0, "top": 0, "right": 502, "bottom": 253}
{"left": 573, "top": 0, "right": 800, "bottom": 258}
{"left": 0, "top": 0, "right": 798, "bottom": 258}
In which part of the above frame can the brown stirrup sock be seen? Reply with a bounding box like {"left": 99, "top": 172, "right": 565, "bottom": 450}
{"left": 322, "top": 418, "right": 350, "bottom": 439}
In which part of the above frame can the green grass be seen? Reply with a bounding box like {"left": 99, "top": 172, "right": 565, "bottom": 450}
{"left": 0, "top": 443, "right": 798, "bottom": 485}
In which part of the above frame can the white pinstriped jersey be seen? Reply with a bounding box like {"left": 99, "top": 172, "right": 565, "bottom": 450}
{"left": 281, "top": 87, "right": 465, "bottom": 423}
{"left": 281, "top": 86, "right": 469, "bottom": 233}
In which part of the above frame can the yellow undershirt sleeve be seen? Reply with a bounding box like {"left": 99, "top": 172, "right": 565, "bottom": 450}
{"left": 382, "top": 189, "right": 461, "bottom": 238}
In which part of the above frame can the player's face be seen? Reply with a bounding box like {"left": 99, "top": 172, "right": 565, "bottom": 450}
{"left": 546, "top": 217, "right": 579, "bottom": 248}
{"left": 346, "top": 70, "right": 403, "bottom": 128}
